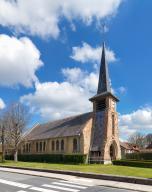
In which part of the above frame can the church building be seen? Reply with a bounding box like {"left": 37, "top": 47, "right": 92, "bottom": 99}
{"left": 21, "top": 42, "right": 121, "bottom": 164}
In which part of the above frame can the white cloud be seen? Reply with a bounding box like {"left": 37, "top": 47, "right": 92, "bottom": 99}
{"left": 0, "top": 98, "right": 5, "bottom": 110}
{"left": 117, "top": 86, "right": 127, "bottom": 94}
{"left": 71, "top": 42, "right": 117, "bottom": 63}
{"left": 119, "top": 107, "right": 152, "bottom": 139}
{"left": 21, "top": 67, "right": 99, "bottom": 120}
{"left": 0, "top": 0, "right": 122, "bottom": 38}
{"left": 0, "top": 34, "right": 43, "bottom": 87}
{"left": 21, "top": 81, "right": 92, "bottom": 121}
{"left": 62, "top": 67, "right": 98, "bottom": 93}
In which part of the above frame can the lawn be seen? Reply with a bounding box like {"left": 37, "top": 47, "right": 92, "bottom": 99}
{"left": 0, "top": 161, "right": 152, "bottom": 179}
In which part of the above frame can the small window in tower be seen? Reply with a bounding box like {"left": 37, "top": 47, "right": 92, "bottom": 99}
{"left": 112, "top": 114, "right": 115, "bottom": 135}
{"left": 96, "top": 99, "right": 106, "bottom": 111}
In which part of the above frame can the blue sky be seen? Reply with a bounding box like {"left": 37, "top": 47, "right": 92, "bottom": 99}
{"left": 0, "top": 0, "right": 152, "bottom": 140}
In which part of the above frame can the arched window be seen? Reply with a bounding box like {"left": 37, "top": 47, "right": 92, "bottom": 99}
{"left": 23, "top": 144, "right": 25, "bottom": 153}
{"left": 112, "top": 114, "right": 115, "bottom": 135}
{"left": 36, "top": 142, "right": 39, "bottom": 152}
{"left": 56, "top": 140, "right": 59, "bottom": 151}
{"left": 61, "top": 139, "right": 64, "bottom": 151}
{"left": 52, "top": 141, "right": 55, "bottom": 151}
{"left": 26, "top": 143, "right": 28, "bottom": 153}
{"left": 29, "top": 143, "right": 31, "bottom": 152}
{"left": 43, "top": 141, "right": 46, "bottom": 151}
{"left": 73, "top": 138, "right": 78, "bottom": 153}
{"left": 40, "top": 142, "right": 42, "bottom": 152}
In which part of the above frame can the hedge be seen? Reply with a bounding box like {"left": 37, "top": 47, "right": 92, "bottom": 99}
{"left": 113, "top": 160, "right": 152, "bottom": 168}
{"left": 5, "top": 154, "right": 87, "bottom": 164}
{"left": 125, "top": 152, "right": 152, "bottom": 161}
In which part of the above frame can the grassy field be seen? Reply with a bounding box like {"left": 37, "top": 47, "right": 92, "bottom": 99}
{"left": 0, "top": 161, "right": 152, "bottom": 178}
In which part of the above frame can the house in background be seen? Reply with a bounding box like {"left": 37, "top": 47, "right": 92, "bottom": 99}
{"left": 120, "top": 142, "right": 140, "bottom": 158}
{"left": 146, "top": 143, "right": 152, "bottom": 150}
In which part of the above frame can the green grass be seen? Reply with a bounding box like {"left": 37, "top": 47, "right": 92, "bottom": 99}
{"left": 0, "top": 161, "right": 152, "bottom": 179}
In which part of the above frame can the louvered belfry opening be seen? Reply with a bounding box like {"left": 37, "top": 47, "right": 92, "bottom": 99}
{"left": 96, "top": 99, "right": 106, "bottom": 111}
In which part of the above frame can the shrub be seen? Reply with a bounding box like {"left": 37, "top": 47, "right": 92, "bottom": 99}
{"left": 113, "top": 160, "right": 152, "bottom": 168}
{"left": 125, "top": 152, "right": 152, "bottom": 160}
{"left": 5, "top": 154, "right": 87, "bottom": 164}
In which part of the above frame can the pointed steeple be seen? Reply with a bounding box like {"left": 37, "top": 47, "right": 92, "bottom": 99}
{"left": 89, "top": 42, "right": 119, "bottom": 102}
{"left": 97, "top": 42, "right": 111, "bottom": 94}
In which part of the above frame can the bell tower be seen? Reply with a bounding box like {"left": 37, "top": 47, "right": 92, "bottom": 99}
{"left": 89, "top": 42, "right": 121, "bottom": 164}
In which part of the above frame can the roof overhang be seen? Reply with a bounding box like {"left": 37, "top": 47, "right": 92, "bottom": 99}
{"left": 89, "top": 91, "right": 119, "bottom": 102}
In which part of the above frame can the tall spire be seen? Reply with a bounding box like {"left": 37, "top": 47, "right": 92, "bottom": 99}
{"left": 97, "top": 42, "right": 111, "bottom": 94}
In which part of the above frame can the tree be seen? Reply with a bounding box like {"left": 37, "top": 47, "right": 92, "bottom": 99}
{"left": 0, "top": 117, "right": 5, "bottom": 162}
{"left": 128, "top": 132, "right": 146, "bottom": 148}
{"left": 0, "top": 111, "right": 11, "bottom": 162}
{"left": 6, "top": 102, "right": 29, "bottom": 162}
{"left": 145, "top": 134, "right": 152, "bottom": 146}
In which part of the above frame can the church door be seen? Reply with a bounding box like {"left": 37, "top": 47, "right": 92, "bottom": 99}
{"left": 110, "top": 144, "right": 116, "bottom": 160}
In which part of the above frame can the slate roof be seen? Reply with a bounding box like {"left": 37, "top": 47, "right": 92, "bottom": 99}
{"left": 89, "top": 42, "right": 119, "bottom": 102}
{"left": 24, "top": 112, "right": 93, "bottom": 141}
{"left": 97, "top": 42, "right": 111, "bottom": 94}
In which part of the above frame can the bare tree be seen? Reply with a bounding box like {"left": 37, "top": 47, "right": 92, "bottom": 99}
{"left": 145, "top": 134, "right": 152, "bottom": 146}
{"left": 6, "top": 102, "right": 29, "bottom": 162}
{"left": 0, "top": 112, "right": 10, "bottom": 162}
{"left": 0, "top": 117, "right": 5, "bottom": 162}
{"left": 128, "top": 132, "right": 146, "bottom": 148}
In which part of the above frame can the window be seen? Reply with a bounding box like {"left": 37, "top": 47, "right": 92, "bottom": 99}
{"left": 56, "top": 140, "right": 59, "bottom": 151}
{"left": 61, "top": 139, "right": 64, "bottom": 151}
{"left": 40, "top": 142, "right": 42, "bottom": 152}
{"left": 36, "top": 142, "right": 39, "bottom": 152}
{"left": 29, "top": 143, "right": 31, "bottom": 152}
{"left": 112, "top": 114, "right": 115, "bottom": 135}
{"left": 43, "top": 141, "right": 46, "bottom": 152}
{"left": 26, "top": 143, "right": 28, "bottom": 152}
{"left": 73, "top": 138, "right": 78, "bottom": 153}
{"left": 52, "top": 141, "right": 55, "bottom": 151}
{"left": 23, "top": 144, "right": 25, "bottom": 153}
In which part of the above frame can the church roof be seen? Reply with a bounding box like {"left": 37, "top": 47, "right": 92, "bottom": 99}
{"left": 97, "top": 42, "right": 111, "bottom": 94}
{"left": 89, "top": 91, "right": 119, "bottom": 102}
{"left": 24, "top": 112, "right": 93, "bottom": 141}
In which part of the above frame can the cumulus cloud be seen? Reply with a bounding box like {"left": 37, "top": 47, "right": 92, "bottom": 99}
{"left": 0, "top": 34, "right": 43, "bottom": 87}
{"left": 0, "top": 0, "right": 122, "bottom": 38}
{"left": 71, "top": 42, "right": 117, "bottom": 63}
{"left": 62, "top": 67, "right": 98, "bottom": 93}
{"left": 21, "top": 81, "right": 92, "bottom": 120}
{"left": 21, "top": 67, "right": 99, "bottom": 120}
{"left": 0, "top": 98, "right": 5, "bottom": 110}
{"left": 119, "top": 107, "right": 152, "bottom": 139}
